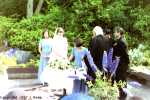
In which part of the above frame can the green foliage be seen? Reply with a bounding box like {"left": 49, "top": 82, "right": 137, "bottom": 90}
{"left": 24, "top": 59, "right": 39, "bottom": 69}
{"left": 0, "top": 0, "right": 150, "bottom": 56}
{"left": 125, "top": 32, "right": 139, "bottom": 48}
{"left": 0, "top": 0, "right": 26, "bottom": 17}
{"left": 0, "top": 13, "right": 63, "bottom": 54}
{"left": 0, "top": 16, "right": 15, "bottom": 46}
{"left": 129, "top": 44, "right": 150, "bottom": 67}
{"left": 100, "top": 0, "right": 128, "bottom": 24}
{"left": 129, "top": 4, "right": 150, "bottom": 45}
{"left": 0, "top": 54, "right": 17, "bottom": 69}
{"left": 130, "top": 5, "right": 150, "bottom": 33}
{"left": 8, "top": 29, "right": 42, "bottom": 54}
{"left": 88, "top": 72, "right": 119, "bottom": 100}
{"left": 7, "top": 14, "right": 61, "bottom": 54}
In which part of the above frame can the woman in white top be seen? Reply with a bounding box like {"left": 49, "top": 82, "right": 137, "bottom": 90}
{"left": 50, "top": 27, "right": 68, "bottom": 61}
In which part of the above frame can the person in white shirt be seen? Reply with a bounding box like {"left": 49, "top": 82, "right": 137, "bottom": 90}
{"left": 50, "top": 27, "right": 68, "bottom": 61}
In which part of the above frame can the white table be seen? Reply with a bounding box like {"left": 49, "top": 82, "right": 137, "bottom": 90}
{"left": 40, "top": 68, "right": 87, "bottom": 94}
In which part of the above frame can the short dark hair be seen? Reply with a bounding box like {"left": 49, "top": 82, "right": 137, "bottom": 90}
{"left": 104, "top": 28, "right": 111, "bottom": 35}
{"left": 114, "top": 26, "right": 125, "bottom": 35}
{"left": 74, "top": 38, "right": 83, "bottom": 47}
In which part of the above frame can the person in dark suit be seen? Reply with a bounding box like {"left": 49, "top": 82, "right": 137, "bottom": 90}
{"left": 89, "top": 26, "right": 109, "bottom": 71}
{"left": 113, "top": 26, "right": 130, "bottom": 100}
{"left": 85, "top": 26, "right": 109, "bottom": 83}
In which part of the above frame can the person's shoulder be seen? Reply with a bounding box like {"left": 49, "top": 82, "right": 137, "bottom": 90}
{"left": 119, "top": 39, "right": 126, "bottom": 45}
{"left": 82, "top": 47, "right": 88, "bottom": 51}
{"left": 117, "top": 39, "right": 127, "bottom": 49}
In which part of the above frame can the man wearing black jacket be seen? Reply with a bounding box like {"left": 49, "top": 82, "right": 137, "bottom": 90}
{"left": 113, "top": 26, "right": 130, "bottom": 100}
{"left": 84, "top": 26, "right": 109, "bottom": 83}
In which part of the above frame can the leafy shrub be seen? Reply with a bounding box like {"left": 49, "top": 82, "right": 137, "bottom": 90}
{"left": 1, "top": 0, "right": 150, "bottom": 56}
{"left": 129, "top": 44, "right": 150, "bottom": 66}
{"left": 8, "top": 29, "right": 42, "bottom": 54}
{"left": 0, "top": 54, "right": 17, "bottom": 67}
{"left": 125, "top": 32, "right": 140, "bottom": 48}
{"left": 7, "top": 14, "right": 61, "bottom": 54}
{"left": 23, "top": 59, "right": 39, "bottom": 70}
{"left": 0, "top": 16, "right": 15, "bottom": 46}
{"left": 88, "top": 72, "right": 119, "bottom": 100}
{"left": 130, "top": 6, "right": 150, "bottom": 35}
{"left": 0, "top": 0, "right": 26, "bottom": 17}
{"left": 143, "top": 50, "right": 150, "bottom": 66}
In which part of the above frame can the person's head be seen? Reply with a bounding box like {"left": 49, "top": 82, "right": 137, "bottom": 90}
{"left": 104, "top": 28, "right": 112, "bottom": 38}
{"left": 114, "top": 26, "right": 125, "bottom": 39}
{"left": 92, "top": 26, "right": 104, "bottom": 38}
{"left": 74, "top": 37, "right": 83, "bottom": 47}
{"left": 42, "top": 29, "right": 49, "bottom": 39}
{"left": 56, "top": 27, "right": 65, "bottom": 37}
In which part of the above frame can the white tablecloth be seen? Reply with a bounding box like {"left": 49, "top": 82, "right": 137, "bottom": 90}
{"left": 40, "top": 68, "right": 86, "bottom": 94}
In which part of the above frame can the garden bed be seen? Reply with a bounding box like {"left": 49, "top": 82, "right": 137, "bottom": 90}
{"left": 7, "top": 66, "right": 38, "bottom": 79}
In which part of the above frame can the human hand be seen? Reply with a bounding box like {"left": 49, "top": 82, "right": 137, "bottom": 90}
{"left": 91, "top": 65, "right": 97, "bottom": 73}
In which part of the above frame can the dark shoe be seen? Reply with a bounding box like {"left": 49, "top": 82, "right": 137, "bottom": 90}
{"left": 119, "top": 88, "right": 127, "bottom": 100}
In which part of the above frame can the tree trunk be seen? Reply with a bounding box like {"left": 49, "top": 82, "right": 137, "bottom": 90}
{"left": 27, "top": 0, "right": 33, "bottom": 18}
{"left": 34, "top": 0, "right": 44, "bottom": 15}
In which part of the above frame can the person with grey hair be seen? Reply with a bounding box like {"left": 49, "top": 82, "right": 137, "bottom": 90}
{"left": 84, "top": 26, "right": 109, "bottom": 83}
{"left": 92, "top": 26, "right": 104, "bottom": 37}
{"left": 89, "top": 26, "right": 109, "bottom": 71}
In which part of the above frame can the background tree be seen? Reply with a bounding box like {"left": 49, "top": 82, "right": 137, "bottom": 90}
{"left": 27, "top": 0, "right": 33, "bottom": 18}
{"left": 0, "top": 0, "right": 149, "bottom": 53}
{"left": 34, "top": 0, "right": 44, "bottom": 15}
